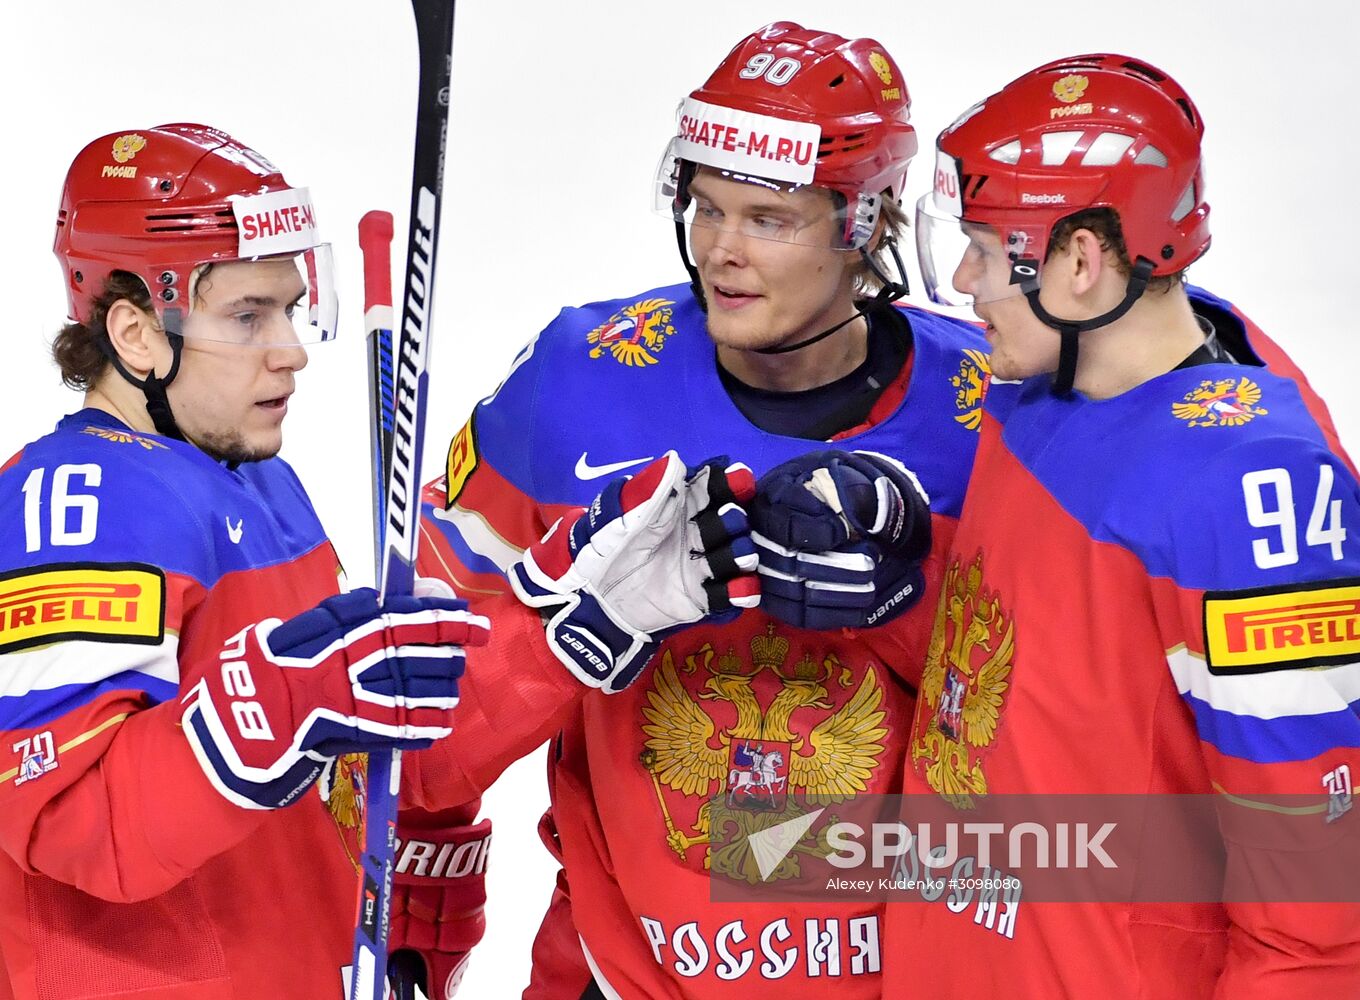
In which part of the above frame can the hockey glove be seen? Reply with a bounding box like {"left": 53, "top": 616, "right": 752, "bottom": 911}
{"left": 510, "top": 451, "right": 759, "bottom": 693}
{"left": 752, "top": 449, "right": 931, "bottom": 630}
{"left": 389, "top": 807, "right": 492, "bottom": 1000}
{"left": 181, "top": 588, "right": 489, "bottom": 810}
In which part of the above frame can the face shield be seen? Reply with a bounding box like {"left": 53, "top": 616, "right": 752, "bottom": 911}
{"left": 161, "top": 187, "right": 338, "bottom": 346}
{"left": 914, "top": 150, "right": 1043, "bottom": 308}
{"left": 653, "top": 98, "right": 881, "bottom": 252}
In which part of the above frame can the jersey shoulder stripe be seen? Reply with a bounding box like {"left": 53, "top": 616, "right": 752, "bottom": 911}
{"left": 1182, "top": 690, "right": 1360, "bottom": 764}
{"left": 2, "top": 662, "right": 180, "bottom": 731}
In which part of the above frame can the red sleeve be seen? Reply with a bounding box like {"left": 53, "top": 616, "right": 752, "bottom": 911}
{"left": 2, "top": 686, "right": 265, "bottom": 903}
{"left": 417, "top": 416, "right": 564, "bottom": 599}
{"left": 402, "top": 591, "right": 585, "bottom": 808}
{"left": 409, "top": 419, "right": 588, "bottom": 807}
{"left": 1212, "top": 903, "right": 1360, "bottom": 999}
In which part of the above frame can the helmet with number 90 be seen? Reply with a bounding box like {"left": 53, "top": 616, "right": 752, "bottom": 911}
{"left": 655, "top": 23, "right": 919, "bottom": 348}
{"left": 656, "top": 21, "right": 917, "bottom": 254}
{"left": 655, "top": 22, "right": 913, "bottom": 250}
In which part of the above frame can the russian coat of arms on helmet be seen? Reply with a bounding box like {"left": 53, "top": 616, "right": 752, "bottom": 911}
{"left": 1052, "top": 74, "right": 1089, "bottom": 104}
{"left": 910, "top": 552, "right": 1015, "bottom": 809}
{"left": 1172, "top": 376, "right": 1269, "bottom": 428}
{"left": 869, "top": 51, "right": 894, "bottom": 86}
{"left": 586, "top": 297, "right": 676, "bottom": 367}
{"left": 111, "top": 133, "right": 146, "bottom": 164}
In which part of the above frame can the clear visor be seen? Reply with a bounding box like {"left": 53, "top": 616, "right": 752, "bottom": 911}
{"left": 170, "top": 244, "right": 338, "bottom": 346}
{"left": 915, "top": 194, "right": 1039, "bottom": 308}
{"left": 653, "top": 141, "right": 879, "bottom": 251}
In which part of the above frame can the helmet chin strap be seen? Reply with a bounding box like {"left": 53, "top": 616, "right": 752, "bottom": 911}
{"left": 97, "top": 308, "right": 189, "bottom": 442}
{"left": 675, "top": 217, "right": 706, "bottom": 311}
{"left": 1022, "top": 257, "right": 1155, "bottom": 396}
{"left": 754, "top": 237, "right": 910, "bottom": 356}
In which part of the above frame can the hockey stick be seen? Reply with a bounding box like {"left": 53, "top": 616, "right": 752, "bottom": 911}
{"left": 360, "top": 209, "right": 396, "bottom": 568}
{"left": 349, "top": 1, "right": 458, "bottom": 997}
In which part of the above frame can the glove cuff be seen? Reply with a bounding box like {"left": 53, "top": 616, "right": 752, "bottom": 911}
{"left": 509, "top": 557, "right": 653, "bottom": 692}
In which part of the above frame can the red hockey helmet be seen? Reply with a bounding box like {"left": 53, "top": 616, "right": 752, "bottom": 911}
{"left": 656, "top": 21, "right": 918, "bottom": 251}
{"left": 917, "top": 53, "right": 1210, "bottom": 307}
{"left": 54, "top": 123, "right": 336, "bottom": 343}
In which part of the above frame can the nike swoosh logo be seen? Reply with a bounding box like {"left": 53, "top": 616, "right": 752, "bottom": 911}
{"left": 574, "top": 452, "right": 653, "bottom": 481}
{"left": 226, "top": 517, "right": 244, "bottom": 544}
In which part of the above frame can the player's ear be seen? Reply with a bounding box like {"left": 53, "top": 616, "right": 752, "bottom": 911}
{"left": 1064, "top": 228, "right": 1108, "bottom": 296}
{"left": 104, "top": 299, "right": 162, "bottom": 377}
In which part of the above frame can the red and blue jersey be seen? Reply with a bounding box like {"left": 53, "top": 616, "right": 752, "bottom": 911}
{"left": 886, "top": 306, "right": 1360, "bottom": 997}
{"left": 411, "top": 282, "right": 990, "bottom": 998}
{"left": 0, "top": 409, "right": 366, "bottom": 999}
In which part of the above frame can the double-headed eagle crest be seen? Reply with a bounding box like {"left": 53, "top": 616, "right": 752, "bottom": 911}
{"left": 910, "top": 553, "right": 1015, "bottom": 809}
{"left": 111, "top": 133, "right": 146, "bottom": 164}
{"left": 586, "top": 297, "right": 676, "bottom": 367}
{"left": 81, "top": 426, "right": 167, "bottom": 451}
{"left": 323, "top": 752, "right": 368, "bottom": 872}
{"left": 952, "top": 348, "right": 991, "bottom": 431}
{"left": 1052, "top": 74, "right": 1089, "bottom": 104}
{"left": 640, "top": 625, "right": 887, "bottom": 882}
{"left": 1172, "top": 376, "right": 1268, "bottom": 428}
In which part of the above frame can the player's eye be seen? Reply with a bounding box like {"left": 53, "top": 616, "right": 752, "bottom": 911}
{"left": 750, "top": 210, "right": 802, "bottom": 239}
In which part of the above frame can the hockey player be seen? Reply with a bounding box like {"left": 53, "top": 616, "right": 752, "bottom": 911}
{"left": 0, "top": 124, "right": 491, "bottom": 998}
{"left": 403, "top": 23, "right": 990, "bottom": 999}
{"left": 872, "top": 54, "right": 1360, "bottom": 995}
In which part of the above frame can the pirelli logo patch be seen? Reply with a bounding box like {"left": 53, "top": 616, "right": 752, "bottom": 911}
{"left": 444, "top": 418, "right": 478, "bottom": 508}
{"left": 1204, "top": 578, "right": 1360, "bottom": 675}
{"left": 0, "top": 563, "right": 166, "bottom": 654}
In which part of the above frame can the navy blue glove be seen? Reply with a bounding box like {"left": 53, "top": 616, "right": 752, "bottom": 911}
{"left": 751, "top": 450, "right": 930, "bottom": 630}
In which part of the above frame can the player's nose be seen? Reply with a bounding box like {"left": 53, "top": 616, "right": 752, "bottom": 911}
{"left": 703, "top": 223, "right": 748, "bottom": 267}
{"left": 952, "top": 256, "right": 980, "bottom": 298}
{"left": 266, "top": 341, "right": 309, "bottom": 373}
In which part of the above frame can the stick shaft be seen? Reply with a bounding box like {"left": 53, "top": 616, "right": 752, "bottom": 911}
{"left": 350, "top": 3, "right": 457, "bottom": 998}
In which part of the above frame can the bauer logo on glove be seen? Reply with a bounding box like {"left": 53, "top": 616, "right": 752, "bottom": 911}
{"left": 751, "top": 450, "right": 931, "bottom": 631}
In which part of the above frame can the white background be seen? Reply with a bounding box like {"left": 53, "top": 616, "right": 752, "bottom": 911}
{"left": 4, "top": 2, "right": 1355, "bottom": 997}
